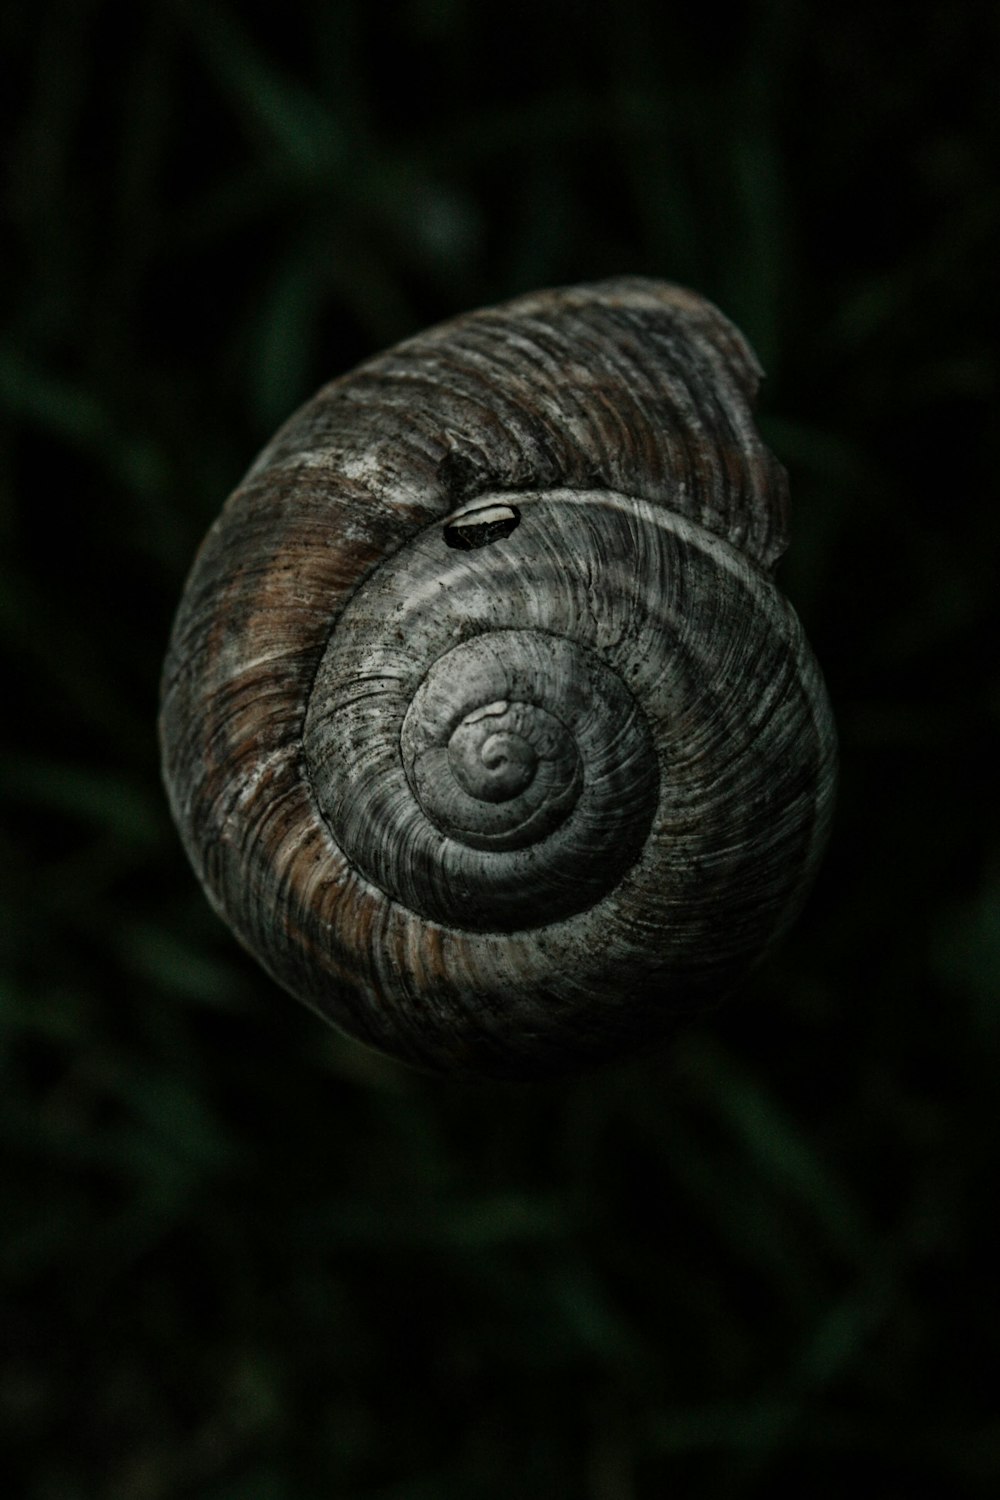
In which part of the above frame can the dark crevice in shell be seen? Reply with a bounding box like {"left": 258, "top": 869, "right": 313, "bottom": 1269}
{"left": 442, "top": 502, "right": 521, "bottom": 551}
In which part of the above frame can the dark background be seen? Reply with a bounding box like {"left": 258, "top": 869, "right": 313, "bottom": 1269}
{"left": 2, "top": 1, "right": 998, "bottom": 1495}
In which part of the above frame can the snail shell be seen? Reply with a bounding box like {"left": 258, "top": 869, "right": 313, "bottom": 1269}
{"left": 160, "top": 278, "right": 836, "bottom": 1079}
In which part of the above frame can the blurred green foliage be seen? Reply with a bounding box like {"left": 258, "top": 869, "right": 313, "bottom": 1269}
{"left": 1, "top": 0, "right": 998, "bottom": 1495}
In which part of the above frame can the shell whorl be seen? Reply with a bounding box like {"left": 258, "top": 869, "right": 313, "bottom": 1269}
{"left": 160, "top": 278, "right": 836, "bottom": 1078}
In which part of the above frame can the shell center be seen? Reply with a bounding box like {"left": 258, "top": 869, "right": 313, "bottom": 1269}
{"left": 448, "top": 701, "right": 539, "bottom": 802}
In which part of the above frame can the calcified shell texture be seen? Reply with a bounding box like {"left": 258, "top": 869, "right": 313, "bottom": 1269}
{"left": 160, "top": 278, "right": 837, "bottom": 1078}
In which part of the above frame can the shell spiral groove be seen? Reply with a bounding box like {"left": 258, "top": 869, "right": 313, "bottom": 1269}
{"left": 160, "top": 278, "right": 837, "bottom": 1078}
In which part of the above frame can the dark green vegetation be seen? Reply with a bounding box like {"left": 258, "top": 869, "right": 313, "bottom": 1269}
{"left": 2, "top": 1, "right": 998, "bottom": 1495}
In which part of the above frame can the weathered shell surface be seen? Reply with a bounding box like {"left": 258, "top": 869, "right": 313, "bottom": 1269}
{"left": 160, "top": 278, "right": 836, "bottom": 1078}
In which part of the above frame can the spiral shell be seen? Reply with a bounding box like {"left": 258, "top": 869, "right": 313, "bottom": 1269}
{"left": 160, "top": 278, "right": 836, "bottom": 1078}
